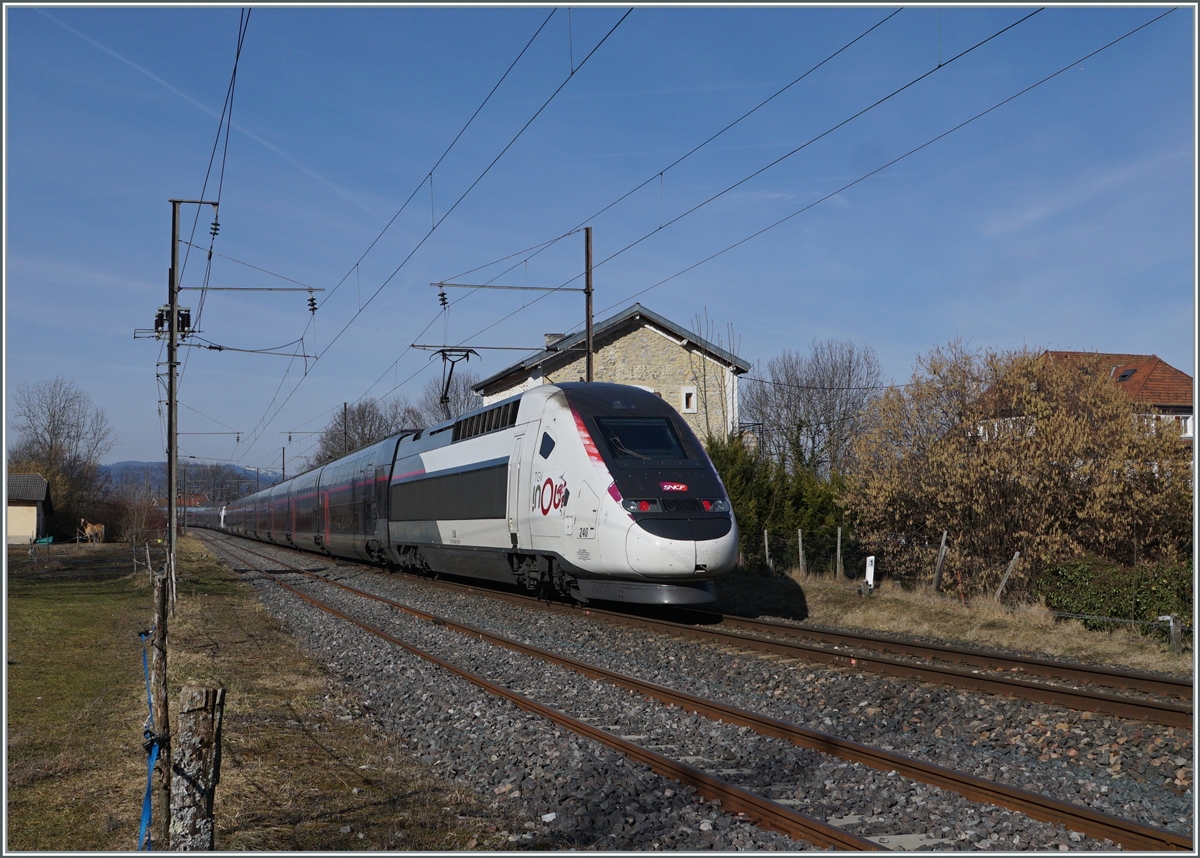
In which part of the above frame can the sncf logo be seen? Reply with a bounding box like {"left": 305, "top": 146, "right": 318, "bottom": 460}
{"left": 660, "top": 482, "right": 688, "bottom": 492}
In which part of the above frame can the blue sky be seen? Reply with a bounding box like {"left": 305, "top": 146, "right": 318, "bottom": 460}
{"left": 4, "top": 5, "right": 1195, "bottom": 471}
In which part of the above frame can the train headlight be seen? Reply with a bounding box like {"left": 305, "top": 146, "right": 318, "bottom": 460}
{"left": 622, "top": 499, "right": 661, "bottom": 513}
{"left": 702, "top": 498, "right": 730, "bottom": 513}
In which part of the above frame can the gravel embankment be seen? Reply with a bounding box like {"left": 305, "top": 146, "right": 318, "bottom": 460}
{"left": 205, "top": 537, "right": 1192, "bottom": 850}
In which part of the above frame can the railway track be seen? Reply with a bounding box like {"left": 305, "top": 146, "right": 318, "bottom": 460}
{"left": 199, "top": 531, "right": 1193, "bottom": 851}
{"left": 706, "top": 614, "right": 1192, "bottom": 701}
{"left": 204, "top": 533, "right": 877, "bottom": 849}
{"left": 586, "top": 605, "right": 1194, "bottom": 729}
{"left": 286, "top": 547, "right": 1190, "bottom": 728}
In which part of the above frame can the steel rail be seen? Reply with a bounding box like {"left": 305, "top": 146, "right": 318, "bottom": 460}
{"left": 590, "top": 605, "right": 1194, "bottom": 729}
{"left": 209, "top": 537, "right": 881, "bottom": 850}
{"left": 704, "top": 613, "right": 1193, "bottom": 702}
{"left": 201, "top": 530, "right": 1192, "bottom": 728}
{"left": 203, "top": 534, "right": 1191, "bottom": 854}
{"left": 366, "top": 563, "right": 1195, "bottom": 729}
{"left": 293, "top": 563, "right": 1195, "bottom": 853}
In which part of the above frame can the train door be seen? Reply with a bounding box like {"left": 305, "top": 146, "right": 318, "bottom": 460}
{"left": 528, "top": 425, "right": 566, "bottom": 555}
{"left": 507, "top": 433, "right": 530, "bottom": 548}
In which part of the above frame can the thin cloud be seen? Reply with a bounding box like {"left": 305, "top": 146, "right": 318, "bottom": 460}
{"left": 983, "top": 147, "right": 1190, "bottom": 237}
{"left": 35, "top": 9, "right": 379, "bottom": 215}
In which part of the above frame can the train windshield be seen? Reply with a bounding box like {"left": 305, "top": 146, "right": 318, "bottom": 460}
{"left": 593, "top": 417, "right": 689, "bottom": 461}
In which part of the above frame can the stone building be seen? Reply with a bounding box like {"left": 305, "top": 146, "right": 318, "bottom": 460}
{"left": 473, "top": 303, "right": 750, "bottom": 439}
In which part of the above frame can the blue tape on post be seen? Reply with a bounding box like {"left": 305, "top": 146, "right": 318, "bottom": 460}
{"left": 138, "top": 740, "right": 160, "bottom": 850}
{"left": 137, "top": 629, "right": 158, "bottom": 850}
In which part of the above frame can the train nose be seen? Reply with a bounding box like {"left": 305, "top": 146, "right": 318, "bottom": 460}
{"left": 697, "top": 516, "right": 739, "bottom": 573}
{"left": 624, "top": 516, "right": 738, "bottom": 575}
{"left": 625, "top": 519, "right": 696, "bottom": 574}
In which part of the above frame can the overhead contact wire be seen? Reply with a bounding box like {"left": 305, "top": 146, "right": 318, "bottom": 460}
{"left": 452, "top": 8, "right": 1045, "bottom": 350}
{"left": 234, "top": 9, "right": 562, "bottom": 461}
{"left": 238, "top": 9, "right": 632, "bottom": 463}
{"left": 179, "top": 9, "right": 252, "bottom": 389}
{"left": 434, "top": 9, "right": 903, "bottom": 301}
{"left": 600, "top": 8, "right": 1174, "bottom": 314}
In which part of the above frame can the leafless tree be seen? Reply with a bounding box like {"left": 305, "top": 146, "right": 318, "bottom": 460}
{"left": 8, "top": 376, "right": 117, "bottom": 535}
{"left": 415, "top": 367, "right": 481, "bottom": 426}
{"left": 185, "top": 463, "right": 248, "bottom": 505}
{"left": 741, "top": 340, "right": 882, "bottom": 475}
{"left": 111, "top": 464, "right": 164, "bottom": 544}
{"left": 306, "top": 396, "right": 424, "bottom": 468}
{"left": 687, "top": 310, "right": 743, "bottom": 440}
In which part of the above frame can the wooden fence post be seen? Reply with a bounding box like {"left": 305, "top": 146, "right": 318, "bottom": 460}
{"left": 835, "top": 527, "right": 843, "bottom": 577}
{"left": 763, "top": 529, "right": 772, "bottom": 572}
{"left": 994, "top": 551, "right": 1020, "bottom": 602}
{"left": 170, "top": 686, "right": 226, "bottom": 850}
{"left": 150, "top": 565, "right": 171, "bottom": 848}
{"left": 797, "top": 529, "right": 806, "bottom": 576}
{"left": 932, "top": 530, "right": 948, "bottom": 592}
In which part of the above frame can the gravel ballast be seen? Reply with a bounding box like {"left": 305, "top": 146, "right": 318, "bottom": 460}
{"left": 204, "top": 535, "right": 1192, "bottom": 850}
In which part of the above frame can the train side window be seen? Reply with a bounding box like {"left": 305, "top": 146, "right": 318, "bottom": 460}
{"left": 539, "top": 432, "right": 556, "bottom": 459}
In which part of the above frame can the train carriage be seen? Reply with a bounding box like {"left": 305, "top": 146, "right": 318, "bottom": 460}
{"left": 204, "top": 382, "right": 738, "bottom": 605}
{"left": 267, "top": 481, "right": 290, "bottom": 547}
{"left": 319, "top": 435, "right": 404, "bottom": 564}
{"left": 288, "top": 466, "right": 324, "bottom": 553}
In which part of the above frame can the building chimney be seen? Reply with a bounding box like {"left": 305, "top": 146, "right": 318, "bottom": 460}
{"left": 545, "top": 334, "right": 565, "bottom": 349}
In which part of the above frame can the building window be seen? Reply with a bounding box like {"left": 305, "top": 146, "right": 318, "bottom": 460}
{"left": 681, "top": 386, "right": 698, "bottom": 414}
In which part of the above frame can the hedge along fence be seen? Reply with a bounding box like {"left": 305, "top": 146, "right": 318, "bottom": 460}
{"left": 1034, "top": 556, "right": 1193, "bottom": 641}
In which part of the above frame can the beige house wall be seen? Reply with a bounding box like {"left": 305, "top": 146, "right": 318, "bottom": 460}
{"left": 482, "top": 323, "right": 739, "bottom": 439}
{"left": 7, "top": 504, "right": 37, "bottom": 544}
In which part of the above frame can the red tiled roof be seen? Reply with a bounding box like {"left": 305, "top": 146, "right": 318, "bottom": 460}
{"left": 1044, "top": 351, "right": 1193, "bottom": 409}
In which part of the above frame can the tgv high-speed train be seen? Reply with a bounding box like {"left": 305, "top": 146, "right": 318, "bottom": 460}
{"left": 203, "top": 383, "right": 739, "bottom": 604}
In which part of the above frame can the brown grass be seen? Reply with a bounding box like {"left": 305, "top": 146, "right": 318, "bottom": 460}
{"left": 711, "top": 567, "right": 1193, "bottom": 677}
{"left": 6, "top": 542, "right": 153, "bottom": 851}
{"left": 168, "top": 537, "right": 515, "bottom": 850}
{"left": 6, "top": 537, "right": 515, "bottom": 851}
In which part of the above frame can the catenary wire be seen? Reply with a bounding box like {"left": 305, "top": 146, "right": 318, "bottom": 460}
{"left": 176, "top": 6, "right": 252, "bottom": 430}
{"left": 235, "top": 10, "right": 632, "bottom": 464}
{"left": 314, "top": 8, "right": 559, "bottom": 313}
{"left": 595, "top": 8, "right": 1172, "bottom": 314}
{"left": 229, "top": 9, "right": 566, "bottom": 461}
{"left": 462, "top": 8, "right": 1162, "bottom": 364}
{"left": 433, "top": 9, "right": 902, "bottom": 304}
{"left": 436, "top": 9, "right": 1043, "bottom": 352}
{"left": 581, "top": 8, "right": 1044, "bottom": 289}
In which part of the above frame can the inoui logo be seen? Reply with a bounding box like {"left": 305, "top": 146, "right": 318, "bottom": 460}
{"left": 536, "top": 476, "right": 567, "bottom": 515}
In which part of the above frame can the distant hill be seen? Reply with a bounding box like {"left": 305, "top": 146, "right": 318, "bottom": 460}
{"left": 103, "top": 461, "right": 167, "bottom": 493}
{"left": 102, "top": 461, "right": 281, "bottom": 496}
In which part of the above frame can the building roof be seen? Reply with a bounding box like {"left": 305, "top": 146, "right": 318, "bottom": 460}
{"left": 1044, "top": 351, "right": 1193, "bottom": 410}
{"left": 473, "top": 303, "right": 752, "bottom": 394}
{"left": 7, "top": 473, "right": 53, "bottom": 514}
